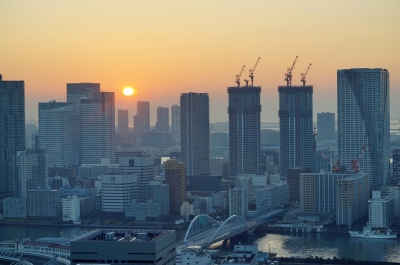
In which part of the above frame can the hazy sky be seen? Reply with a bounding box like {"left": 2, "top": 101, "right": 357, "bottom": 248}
{"left": 1, "top": 0, "right": 400, "bottom": 125}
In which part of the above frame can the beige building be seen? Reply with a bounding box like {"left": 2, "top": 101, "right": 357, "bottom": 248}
{"left": 164, "top": 159, "right": 186, "bottom": 214}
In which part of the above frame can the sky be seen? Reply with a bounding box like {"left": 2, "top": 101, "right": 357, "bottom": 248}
{"left": 1, "top": 0, "right": 400, "bottom": 125}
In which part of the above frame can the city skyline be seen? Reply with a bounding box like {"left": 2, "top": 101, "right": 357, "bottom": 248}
{"left": 1, "top": 1, "right": 399, "bottom": 124}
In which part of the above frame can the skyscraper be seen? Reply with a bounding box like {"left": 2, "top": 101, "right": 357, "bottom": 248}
{"left": 80, "top": 91, "right": 115, "bottom": 164}
{"left": 38, "top": 101, "right": 74, "bottom": 168}
{"left": 0, "top": 74, "right": 25, "bottom": 197}
{"left": 164, "top": 159, "right": 186, "bottom": 215}
{"left": 156, "top": 106, "right": 169, "bottom": 133}
{"left": 337, "top": 68, "right": 389, "bottom": 189}
{"left": 180, "top": 93, "right": 210, "bottom": 175}
{"left": 279, "top": 85, "right": 314, "bottom": 177}
{"left": 393, "top": 149, "right": 400, "bottom": 186}
{"left": 67, "top": 83, "right": 100, "bottom": 166}
{"left": 171, "top": 105, "right": 180, "bottom": 145}
{"left": 118, "top": 109, "right": 129, "bottom": 133}
{"left": 317, "top": 112, "right": 336, "bottom": 141}
{"left": 16, "top": 149, "right": 47, "bottom": 198}
{"left": 228, "top": 86, "right": 261, "bottom": 177}
{"left": 133, "top": 101, "right": 150, "bottom": 136}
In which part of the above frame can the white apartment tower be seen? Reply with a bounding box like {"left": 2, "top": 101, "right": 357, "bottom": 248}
{"left": 38, "top": 101, "right": 74, "bottom": 168}
{"left": 229, "top": 188, "right": 248, "bottom": 219}
{"left": 101, "top": 174, "right": 137, "bottom": 213}
{"left": 80, "top": 91, "right": 115, "bottom": 164}
{"left": 62, "top": 195, "right": 81, "bottom": 222}
{"left": 337, "top": 69, "right": 389, "bottom": 189}
{"left": 368, "top": 190, "right": 394, "bottom": 228}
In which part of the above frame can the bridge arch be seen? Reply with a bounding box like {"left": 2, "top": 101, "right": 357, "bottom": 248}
{"left": 184, "top": 215, "right": 220, "bottom": 243}
{"left": 208, "top": 215, "right": 249, "bottom": 243}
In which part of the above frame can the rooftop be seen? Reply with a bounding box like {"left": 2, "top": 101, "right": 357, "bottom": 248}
{"left": 71, "top": 229, "right": 173, "bottom": 243}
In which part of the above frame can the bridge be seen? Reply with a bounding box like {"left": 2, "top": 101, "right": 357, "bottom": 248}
{"left": 181, "top": 215, "right": 262, "bottom": 249}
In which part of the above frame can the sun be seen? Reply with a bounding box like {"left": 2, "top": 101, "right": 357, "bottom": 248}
{"left": 123, "top": 87, "right": 135, "bottom": 96}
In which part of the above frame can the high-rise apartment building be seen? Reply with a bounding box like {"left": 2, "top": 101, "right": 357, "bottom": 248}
{"left": 67, "top": 83, "right": 100, "bottom": 166}
{"left": 118, "top": 109, "right": 129, "bottom": 133}
{"left": 229, "top": 188, "right": 248, "bottom": 219}
{"left": 287, "top": 167, "right": 311, "bottom": 202}
{"left": 156, "top": 106, "right": 169, "bottom": 133}
{"left": 228, "top": 86, "right": 261, "bottom": 177}
{"left": 119, "top": 157, "right": 156, "bottom": 201}
{"left": 393, "top": 149, "right": 400, "bottom": 186}
{"left": 279, "top": 85, "right": 313, "bottom": 178}
{"left": 338, "top": 69, "right": 390, "bottom": 189}
{"left": 180, "top": 93, "right": 210, "bottom": 175}
{"left": 38, "top": 101, "right": 74, "bottom": 168}
{"left": 145, "top": 181, "right": 170, "bottom": 216}
{"left": 317, "top": 112, "right": 336, "bottom": 141}
{"left": 133, "top": 101, "right": 150, "bottom": 136}
{"left": 369, "top": 190, "right": 394, "bottom": 228}
{"left": 0, "top": 74, "right": 25, "bottom": 197}
{"left": 171, "top": 105, "right": 180, "bottom": 145}
{"left": 81, "top": 91, "right": 115, "bottom": 164}
{"left": 164, "top": 159, "right": 186, "bottom": 214}
{"left": 16, "top": 149, "right": 48, "bottom": 198}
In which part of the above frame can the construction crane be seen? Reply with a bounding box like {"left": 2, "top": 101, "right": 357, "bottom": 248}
{"left": 244, "top": 79, "right": 249, "bottom": 86}
{"left": 249, "top": 57, "right": 260, "bottom": 87}
{"left": 351, "top": 144, "right": 370, "bottom": 172}
{"left": 284, "top": 56, "right": 298, "bottom": 86}
{"left": 235, "top": 65, "right": 245, "bottom": 87}
{"left": 317, "top": 150, "right": 335, "bottom": 172}
{"left": 300, "top": 63, "right": 312, "bottom": 86}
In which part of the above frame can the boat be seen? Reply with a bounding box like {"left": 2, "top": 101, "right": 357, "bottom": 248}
{"left": 349, "top": 224, "right": 397, "bottom": 239}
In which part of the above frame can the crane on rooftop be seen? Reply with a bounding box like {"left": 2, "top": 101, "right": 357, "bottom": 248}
{"left": 249, "top": 57, "right": 260, "bottom": 87}
{"left": 284, "top": 56, "right": 298, "bottom": 86}
{"left": 300, "top": 63, "right": 312, "bottom": 86}
{"left": 235, "top": 65, "right": 245, "bottom": 87}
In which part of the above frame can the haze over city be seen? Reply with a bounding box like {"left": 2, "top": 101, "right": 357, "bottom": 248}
{"left": 1, "top": 0, "right": 400, "bottom": 123}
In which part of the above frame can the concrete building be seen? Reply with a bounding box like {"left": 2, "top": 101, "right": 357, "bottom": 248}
{"left": 156, "top": 106, "right": 169, "bottom": 133}
{"left": 38, "top": 101, "right": 74, "bottom": 168}
{"left": 145, "top": 181, "right": 170, "bottom": 216}
{"left": 180, "top": 92, "right": 210, "bottom": 175}
{"left": 100, "top": 174, "right": 137, "bottom": 213}
{"left": 180, "top": 201, "right": 196, "bottom": 220}
{"left": 164, "top": 159, "right": 186, "bottom": 214}
{"left": 186, "top": 175, "right": 222, "bottom": 192}
{"left": 176, "top": 246, "right": 211, "bottom": 265}
{"left": 78, "top": 158, "right": 120, "bottom": 179}
{"left": 279, "top": 85, "right": 313, "bottom": 178}
{"left": 118, "top": 109, "right": 129, "bottom": 133}
{"left": 382, "top": 186, "right": 400, "bottom": 217}
{"left": 26, "top": 189, "right": 61, "bottom": 218}
{"left": 67, "top": 82, "right": 101, "bottom": 166}
{"left": 287, "top": 167, "right": 311, "bottom": 202}
{"left": 393, "top": 149, "right": 400, "bottom": 186}
{"left": 255, "top": 184, "right": 289, "bottom": 213}
{"left": 119, "top": 157, "right": 156, "bottom": 201}
{"left": 369, "top": 190, "right": 394, "bottom": 228}
{"left": 317, "top": 112, "right": 336, "bottom": 141}
{"left": 228, "top": 86, "right": 262, "bottom": 176}
{"left": 336, "top": 174, "right": 370, "bottom": 227}
{"left": 236, "top": 174, "right": 267, "bottom": 188}
{"left": 81, "top": 91, "right": 115, "bottom": 164}
{"left": 133, "top": 101, "right": 150, "bottom": 136}
{"left": 300, "top": 173, "right": 364, "bottom": 214}
{"left": 338, "top": 69, "right": 390, "bottom": 189}
{"left": 3, "top": 197, "right": 27, "bottom": 218}
{"left": 171, "top": 104, "right": 180, "bottom": 145}
{"left": 0, "top": 74, "right": 25, "bottom": 197}
{"left": 213, "top": 191, "right": 228, "bottom": 210}
{"left": 70, "top": 229, "right": 176, "bottom": 265}
{"left": 125, "top": 199, "right": 161, "bottom": 221}
{"left": 62, "top": 195, "right": 81, "bottom": 222}
{"left": 229, "top": 188, "right": 248, "bottom": 219}
{"left": 210, "top": 157, "right": 227, "bottom": 177}
{"left": 16, "top": 149, "right": 48, "bottom": 198}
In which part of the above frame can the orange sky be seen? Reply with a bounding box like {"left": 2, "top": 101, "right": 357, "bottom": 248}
{"left": 1, "top": 0, "right": 400, "bottom": 124}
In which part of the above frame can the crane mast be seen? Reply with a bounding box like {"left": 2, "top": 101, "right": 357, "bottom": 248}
{"left": 301, "top": 63, "right": 312, "bottom": 86}
{"left": 235, "top": 65, "right": 245, "bottom": 87}
{"left": 284, "top": 56, "right": 298, "bottom": 86}
{"left": 249, "top": 57, "right": 260, "bottom": 87}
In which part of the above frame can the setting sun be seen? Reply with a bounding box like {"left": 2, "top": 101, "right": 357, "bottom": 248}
{"left": 123, "top": 87, "right": 135, "bottom": 96}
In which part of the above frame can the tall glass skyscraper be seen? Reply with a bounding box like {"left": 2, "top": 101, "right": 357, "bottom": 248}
{"left": 279, "top": 85, "right": 314, "bottom": 178}
{"left": 133, "top": 101, "right": 150, "bottom": 136}
{"left": 180, "top": 92, "right": 209, "bottom": 175}
{"left": 228, "top": 86, "right": 261, "bottom": 177}
{"left": 0, "top": 74, "right": 25, "bottom": 197}
{"left": 337, "top": 68, "right": 389, "bottom": 189}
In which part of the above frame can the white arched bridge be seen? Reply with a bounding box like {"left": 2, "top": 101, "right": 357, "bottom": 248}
{"left": 183, "top": 215, "right": 261, "bottom": 248}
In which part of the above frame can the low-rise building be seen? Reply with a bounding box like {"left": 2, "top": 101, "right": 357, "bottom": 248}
{"left": 125, "top": 199, "right": 161, "bottom": 221}
{"left": 176, "top": 246, "right": 211, "bottom": 265}
{"left": 3, "top": 197, "right": 26, "bottom": 218}
{"left": 255, "top": 184, "right": 289, "bottom": 214}
{"left": 27, "top": 189, "right": 61, "bottom": 218}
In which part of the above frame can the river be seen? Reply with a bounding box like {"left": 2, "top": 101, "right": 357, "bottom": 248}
{"left": 1, "top": 225, "right": 400, "bottom": 263}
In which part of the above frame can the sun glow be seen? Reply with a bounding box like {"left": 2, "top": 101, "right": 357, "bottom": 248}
{"left": 123, "top": 87, "right": 135, "bottom": 96}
